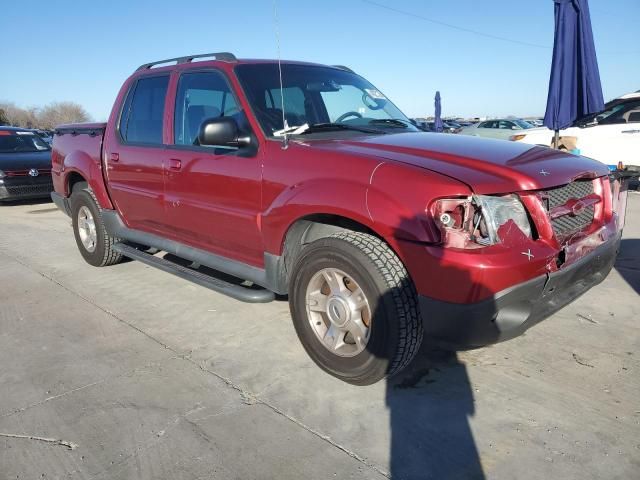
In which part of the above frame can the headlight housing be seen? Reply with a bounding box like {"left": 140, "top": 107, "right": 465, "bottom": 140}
{"left": 472, "top": 194, "right": 531, "bottom": 244}
{"left": 0, "top": 169, "right": 5, "bottom": 179}
{"left": 433, "top": 194, "right": 532, "bottom": 248}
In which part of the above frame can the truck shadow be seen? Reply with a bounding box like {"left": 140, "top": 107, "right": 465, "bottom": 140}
{"left": 615, "top": 239, "right": 640, "bottom": 294}
{"left": 372, "top": 216, "right": 491, "bottom": 479}
{"left": 385, "top": 339, "right": 485, "bottom": 479}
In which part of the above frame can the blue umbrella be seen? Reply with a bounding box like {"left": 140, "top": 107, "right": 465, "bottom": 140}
{"left": 434, "top": 91, "right": 444, "bottom": 133}
{"left": 543, "top": 0, "right": 604, "bottom": 147}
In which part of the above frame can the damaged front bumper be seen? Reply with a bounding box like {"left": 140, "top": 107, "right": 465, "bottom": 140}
{"left": 419, "top": 231, "right": 621, "bottom": 347}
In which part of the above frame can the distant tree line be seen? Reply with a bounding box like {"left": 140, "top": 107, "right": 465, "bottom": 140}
{"left": 0, "top": 101, "right": 91, "bottom": 130}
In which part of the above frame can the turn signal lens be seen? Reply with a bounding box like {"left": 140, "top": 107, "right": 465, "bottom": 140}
{"left": 509, "top": 134, "right": 527, "bottom": 141}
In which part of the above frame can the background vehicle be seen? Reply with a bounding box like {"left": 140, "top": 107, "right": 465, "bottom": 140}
{"left": 0, "top": 126, "right": 53, "bottom": 201}
{"left": 417, "top": 120, "right": 460, "bottom": 133}
{"left": 459, "top": 118, "right": 535, "bottom": 140}
{"left": 511, "top": 91, "right": 640, "bottom": 168}
{"left": 51, "top": 53, "right": 625, "bottom": 385}
{"left": 33, "top": 129, "right": 54, "bottom": 145}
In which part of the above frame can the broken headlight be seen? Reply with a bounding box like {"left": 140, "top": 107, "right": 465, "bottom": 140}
{"left": 433, "top": 194, "right": 532, "bottom": 248}
{"left": 472, "top": 195, "right": 531, "bottom": 245}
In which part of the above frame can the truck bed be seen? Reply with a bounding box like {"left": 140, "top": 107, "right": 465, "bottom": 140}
{"left": 51, "top": 122, "right": 106, "bottom": 197}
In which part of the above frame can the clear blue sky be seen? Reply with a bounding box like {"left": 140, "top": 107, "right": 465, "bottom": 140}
{"left": 1, "top": 0, "right": 637, "bottom": 121}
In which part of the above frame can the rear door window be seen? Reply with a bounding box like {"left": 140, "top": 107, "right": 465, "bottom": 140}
{"left": 120, "top": 75, "right": 169, "bottom": 145}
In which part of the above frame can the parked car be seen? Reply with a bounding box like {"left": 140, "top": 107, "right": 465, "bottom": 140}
{"left": 420, "top": 121, "right": 459, "bottom": 133}
{"left": 526, "top": 119, "right": 544, "bottom": 127}
{"left": 511, "top": 91, "right": 640, "bottom": 169}
{"left": 0, "top": 126, "right": 53, "bottom": 201}
{"left": 51, "top": 52, "right": 627, "bottom": 385}
{"left": 459, "top": 118, "right": 535, "bottom": 140}
{"left": 33, "top": 129, "right": 54, "bottom": 145}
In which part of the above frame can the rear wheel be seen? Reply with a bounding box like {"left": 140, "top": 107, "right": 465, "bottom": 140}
{"left": 70, "top": 183, "right": 123, "bottom": 267}
{"left": 289, "top": 231, "right": 423, "bottom": 385}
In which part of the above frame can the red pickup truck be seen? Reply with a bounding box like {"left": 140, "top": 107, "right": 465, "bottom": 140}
{"left": 51, "top": 52, "right": 627, "bottom": 385}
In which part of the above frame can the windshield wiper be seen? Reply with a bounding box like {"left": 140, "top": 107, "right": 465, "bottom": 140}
{"left": 298, "top": 123, "right": 385, "bottom": 135}
{"left": 368, "top": 118, "right": 410, "bottom": 128}
{"left": 273, "top": 123, "right": 310, "bottom": 136}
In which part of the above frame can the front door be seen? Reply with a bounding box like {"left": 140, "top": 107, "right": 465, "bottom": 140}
{"left": 164, "top": 70, "right": 264, "bottom": 267}
{"left": 104, "top": 74, "right": 170, "bottom": 233}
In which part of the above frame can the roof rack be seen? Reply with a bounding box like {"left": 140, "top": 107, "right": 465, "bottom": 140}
{"left": 332, "top": 65, "right": 355, "bottom": 73}
{"left": 136, "top": 52, "right": 237, "bottom": 71}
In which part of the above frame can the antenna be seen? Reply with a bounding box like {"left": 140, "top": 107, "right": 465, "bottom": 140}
{"left": 272, "top": 0, "right": 289, "bottom": 149}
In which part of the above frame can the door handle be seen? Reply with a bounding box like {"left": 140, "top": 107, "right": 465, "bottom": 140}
{"left": 621, "top": 129, "right": 640, "bottom": 134}
{"left": 169, "top": 159, "right": 182, "bottom": 170}
{"left": 110, "top": 153, "right": 119, "bottom": 162}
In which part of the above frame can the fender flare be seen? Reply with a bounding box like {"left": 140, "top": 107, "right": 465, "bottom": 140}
{"left": 62, "top": 150, "right": 113, "bottom": 209}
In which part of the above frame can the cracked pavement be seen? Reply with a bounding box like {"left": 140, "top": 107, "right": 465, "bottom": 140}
{"left": 0, "top": 193, "right": 639, "bottom": 479}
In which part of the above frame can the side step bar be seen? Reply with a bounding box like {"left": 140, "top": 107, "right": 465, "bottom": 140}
{"left": 112, "top": 243, "right": 275, "bottom": 303}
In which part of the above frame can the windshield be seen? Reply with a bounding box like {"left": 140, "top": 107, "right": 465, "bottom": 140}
{"left": 576, "top": 98, "right": 640, "bottom": 126}
{"left": 513, "top": 120, "right": 534, "bottom": 129}
{"left": 235, "top": 64, "right": 419, "bottom": 137}
{"left": 0, "top": 131, "right": 51, "bottom": 153}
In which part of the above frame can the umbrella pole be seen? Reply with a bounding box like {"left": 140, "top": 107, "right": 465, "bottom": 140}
{"left": 554, "top": 129, "right": 560, "bottom": 149}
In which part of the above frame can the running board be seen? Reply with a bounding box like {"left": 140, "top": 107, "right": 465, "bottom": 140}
{"left": 112, "top": 243, "right": 275, "bottom": 303}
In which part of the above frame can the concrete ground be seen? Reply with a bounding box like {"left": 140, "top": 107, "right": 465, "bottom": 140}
{"left": 0, "top": 194, "right": 638, "bottom": 480}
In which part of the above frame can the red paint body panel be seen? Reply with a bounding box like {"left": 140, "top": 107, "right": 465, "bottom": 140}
{"left": 51, "top": 58, "right": 618, "bottom": 305}
{"left": 51, "top": 123, "right": 112, "bottom": 209}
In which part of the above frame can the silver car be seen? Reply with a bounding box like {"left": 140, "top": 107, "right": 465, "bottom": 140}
{"left": 459, "top": 119, "right": 534, "bottom": 140}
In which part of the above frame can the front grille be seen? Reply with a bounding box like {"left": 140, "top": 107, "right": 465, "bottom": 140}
{"left": 544, "top": 180, "right": 595, "bottom": 237}
{"left": 1, "top": 182, "right": 53, "bottom": 198}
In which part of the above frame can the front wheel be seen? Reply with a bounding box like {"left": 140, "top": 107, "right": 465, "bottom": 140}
{"left": 289, "top": 231, "right": 423, "bottom": 385}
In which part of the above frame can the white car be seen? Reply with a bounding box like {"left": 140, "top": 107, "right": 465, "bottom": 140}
{"left": 510, "top": 91, "right": 640, "bottom": 169}
{"left": 458, "top": 118, "right": 535, "bottom": 140}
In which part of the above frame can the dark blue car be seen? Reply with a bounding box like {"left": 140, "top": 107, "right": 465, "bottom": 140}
{"left": 0, "top": 126, "right": 53, "bottom": 201}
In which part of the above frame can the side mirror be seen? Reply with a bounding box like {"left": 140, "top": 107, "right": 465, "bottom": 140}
{"left": 198, "top": 117, "right": 251, "bottom": 148}
{"left": 511, "top": 125, "right": 519, "bottom": 130}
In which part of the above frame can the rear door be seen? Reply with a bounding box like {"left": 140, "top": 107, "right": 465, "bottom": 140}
{"left": 164, "top": 69, "right": 264, "bottom": 267}
{"left": 104, "top": 75, "right": 171, "bottom": 233}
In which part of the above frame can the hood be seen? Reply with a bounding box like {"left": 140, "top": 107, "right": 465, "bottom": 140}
{"left": 0, "top": 150, "right": 52, "bottom": 172}
{"left": 306, "top": 132, "right": 608, "bottom": 194}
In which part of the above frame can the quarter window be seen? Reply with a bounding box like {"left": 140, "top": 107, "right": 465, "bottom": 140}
{"left": 120, "top": 76, "right": 169, "bottom": 145}
{"left": 174, "top": 71, "right": 239, "bottom": 146}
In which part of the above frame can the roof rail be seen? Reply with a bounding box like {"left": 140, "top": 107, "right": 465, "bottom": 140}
{"left": 332, "top": 65, "right": 355, "bottom": 74}
{"left": 136, "top": 52, "right": 237, "bottom": 71}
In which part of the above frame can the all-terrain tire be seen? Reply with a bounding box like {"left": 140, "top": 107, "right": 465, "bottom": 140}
{"left": 70, "top": 183, "right": 123, "bottom": 267}
{"left": 289, "top": 231, "right": 423, "bottom": 385}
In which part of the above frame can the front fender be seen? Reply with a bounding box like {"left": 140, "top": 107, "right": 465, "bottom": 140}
{"left": 62, "top": 150, "right": 113, "bottom": 209}
{"left": 261, "top": 177, "right": 376, "bottom": 255}
{"left": 366, "top": 162, "right": 471, "bottom": 243}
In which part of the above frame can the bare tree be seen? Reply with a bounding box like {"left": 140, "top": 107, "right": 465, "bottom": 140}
{"left": 0, "top": 102, "right": 38, "bottom": 128}
{"left": 38, "top": 102, "right": 91, "bottom": 130}
{"left": 0, "top": 101, "right": 91, "bottom": 129}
